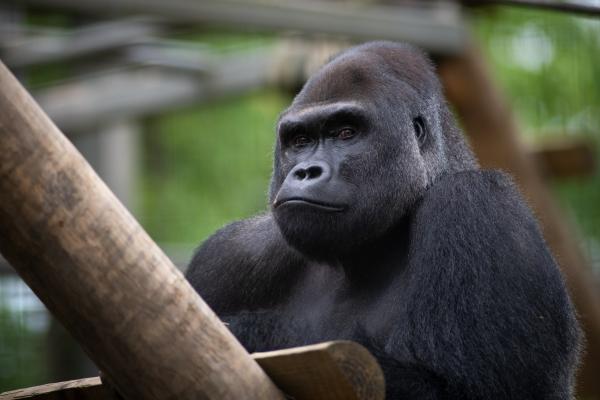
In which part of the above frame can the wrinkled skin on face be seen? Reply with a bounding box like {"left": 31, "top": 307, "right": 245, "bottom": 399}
{"left": 270, "top": 42, "right": 475, "bottom": 258}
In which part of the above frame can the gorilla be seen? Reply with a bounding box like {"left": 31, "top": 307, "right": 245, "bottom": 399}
{"left": 186, "top": 42, "right": 580, "bottom": 399}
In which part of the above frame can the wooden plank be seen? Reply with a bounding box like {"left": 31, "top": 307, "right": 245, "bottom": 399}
{"left": 33, "top": 48, "right": 273, "bottom": 132}
{"left": 1, "top": 341, "right": 385, "bottom": 400}
{"left": 253, "top": 341, "right": 385, "bottom": 400}
{"left": 532, "top": 138, "right": 596, "bottom": 178}
{"left": 464, "top": 0, "right": 600, "bottom": 17}
{"left": 438, "top": 45, "right": 600, "bottom": 400}
{"left": 0, "top": 19, "right": 161, "bottom": 68}
{"left": 15, "top": 0, "right": 466, "bottom": 55}
{"left": 0, "top": 378, "right": 107, "bottom": 400}
{"left": 0, "top": 60, "right": 283, "bottom": 399}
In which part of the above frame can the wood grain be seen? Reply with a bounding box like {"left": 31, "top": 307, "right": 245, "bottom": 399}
{"left": 533, "top": 138, "right": 596, "bottom": 178}
{"left": 1, "top": 341, "right": 385, "bottom": 400}
{"left": 0, "top": 378, "right": 107, "bottom": 400}
{"left": 0, "top": 60, "right": 283, "bottom": 400}
{"left": 254, "top": 341, "right": 385, "bottom": 400}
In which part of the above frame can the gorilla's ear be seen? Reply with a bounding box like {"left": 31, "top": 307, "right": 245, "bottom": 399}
{"left": 412, "top": 116, "right": 428, "bottom": 148}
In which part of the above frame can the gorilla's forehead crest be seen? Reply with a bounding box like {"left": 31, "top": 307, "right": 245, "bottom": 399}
{"left": 279, "top": 100, "right": 366, "bottom": 124}
{"left": 294, "top": 41, "right": 439, "bottom": 107}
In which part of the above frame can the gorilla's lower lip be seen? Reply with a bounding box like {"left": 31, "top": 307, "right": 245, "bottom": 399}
{"left": 275, "top": 198, "right": 345, "bottom": 212}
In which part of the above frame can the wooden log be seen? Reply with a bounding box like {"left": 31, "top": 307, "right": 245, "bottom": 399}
{"left": 15, "top": 0, "right": 466, "bottom": 55}
{"left": 0, "top": 378, "right": 108, "bottom": 400}
{"left": 0, "top": 18, "right": 161, "bottom": 69}
{"left": 0, "top": 341, "right": 385, "bottom": 400}
{"left": 438, "top": 45, "right": 600, "bottom": 399}
{"left": 463, "top": 0, "right": 600, "bottom": 17}
{"left": 33, "top": 48, "right": 274, "bottom": 133}
{"left": 0, "top": 60, "right": 283, "bottom": 399}
{"left": 532, "top": 138, "right": 596, "bottom": 179}
{"left": 253, "top": 341, "right": 385, "bottom": 400}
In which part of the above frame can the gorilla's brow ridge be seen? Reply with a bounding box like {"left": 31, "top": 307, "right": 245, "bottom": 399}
{"left": 278, "top": 101, "right": 368, "bottom": 128}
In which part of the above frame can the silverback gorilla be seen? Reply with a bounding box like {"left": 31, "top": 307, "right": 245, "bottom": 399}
{"left": 186, "top": 42, "right": 580, "bottom": 399}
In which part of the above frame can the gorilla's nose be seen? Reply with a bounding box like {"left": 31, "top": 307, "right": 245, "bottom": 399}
{"left": 274, "top": 160, "right": 346, "bottom": 210}
{"left": 290, "top": 161, "right": 331, "bottom": 183}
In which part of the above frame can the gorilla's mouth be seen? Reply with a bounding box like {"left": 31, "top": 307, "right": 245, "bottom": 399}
{"left": 274, "top": 197, "right": 345, "bottom": 212}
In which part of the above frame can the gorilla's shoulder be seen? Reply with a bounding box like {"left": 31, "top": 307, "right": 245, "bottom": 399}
{"left": 416, "top": 169, "right": 537, "bottom": 230}
{"left": 186, "top": 213, "right": 304, "bottom": 313}
{"left": 191, "top": 213, "right": 288, "bottom": 264}
{"left": 425, "top": 169, "right": 518, "bottom": 202}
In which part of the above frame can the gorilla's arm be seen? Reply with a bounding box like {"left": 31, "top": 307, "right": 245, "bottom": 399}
{"left": 394, "top": 170, "right": 580, "bottom": 399}
{"left": 185, "top": 214, "right": 304, "bottom": 315}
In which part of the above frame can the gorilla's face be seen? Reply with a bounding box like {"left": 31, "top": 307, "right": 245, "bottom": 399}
{"left": 269, "top": 43, "right": 453, "bottom": 259}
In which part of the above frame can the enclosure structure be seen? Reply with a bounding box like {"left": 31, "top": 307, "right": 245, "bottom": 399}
{"left": 1, "top": 0, "right": 600, "bottom": 398}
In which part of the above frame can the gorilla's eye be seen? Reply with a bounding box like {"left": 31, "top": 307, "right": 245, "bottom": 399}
{"left": 293, "top": 135, "right": 313, "bottom": 148}
{"left": 413, "top": 116, "right": 427, "bottom": 147}
{"left": 336, "top": 128, "right": 356, "bottom": 140}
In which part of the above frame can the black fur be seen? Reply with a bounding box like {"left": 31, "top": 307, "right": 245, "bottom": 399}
{"left": 186, "top": 42, "right": 580, "bottom": 399}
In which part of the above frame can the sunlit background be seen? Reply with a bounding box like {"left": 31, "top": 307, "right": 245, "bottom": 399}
{"left": 0, "top": 1, "right": 599, "bottom": 398}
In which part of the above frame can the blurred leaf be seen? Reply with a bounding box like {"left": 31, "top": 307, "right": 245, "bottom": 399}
{"left": 140, "top": 90, "right": 290, "bottom": 245}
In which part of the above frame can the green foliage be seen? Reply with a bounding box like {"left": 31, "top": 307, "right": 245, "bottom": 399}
{"left": 0, "top": 307, "right": 48, "bottom": 391}
{"left": 553, "top": 143, "right": 600, "bottom": 243}
{"left": 140, "top": 90, "right": 291, "bottom": 245}
{"left": 473, "top": 8, "right": 600, "bottom": 243}
{"left": 473, "top": 8, "right": 600, "bottom": 135}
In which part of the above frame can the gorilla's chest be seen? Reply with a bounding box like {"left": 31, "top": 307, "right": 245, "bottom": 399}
{"left": 223, "top": 305, "right": 373, "bottom": 354}
{"left": 223, "top": 264, "right": 402, "bottom": 353}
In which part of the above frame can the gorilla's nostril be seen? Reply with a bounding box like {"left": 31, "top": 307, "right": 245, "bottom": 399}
{"left": 291, "top": 162, "right": 328, "bottom": 182}
{"left": 307, "top": 166, "right": 323, "bottom": 179}
{"left": 294, "top": 169, "right": 307, "bottom": 180}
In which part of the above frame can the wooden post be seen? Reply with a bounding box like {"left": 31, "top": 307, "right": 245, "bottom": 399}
{"left": 0, "top": 60, "right": 283, "bottom": 399}
{"left": 1, "top": 341, "right": 386, "bottom": 400}
{"left": 438, "top": 45, "right": 600, "bottom": 399}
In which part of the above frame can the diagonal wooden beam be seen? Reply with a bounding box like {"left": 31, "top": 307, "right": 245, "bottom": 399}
{"left": 0, "top": 59, "right": 283, "bottom": 399}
